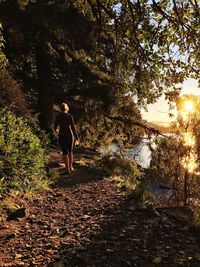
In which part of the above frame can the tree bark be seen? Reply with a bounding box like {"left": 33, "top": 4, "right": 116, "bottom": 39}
{"left": 36, "top": 45, "right": 54, "bottom": 132}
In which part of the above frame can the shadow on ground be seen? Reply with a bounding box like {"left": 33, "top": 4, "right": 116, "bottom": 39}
{"left": 50, "top": 146, "right": 108, "bottom": 188}
{"left": 48, "top": 197, "right": 200, "bottom": 267}
{"left": 48, "top": 148, "right": 200, "bottom": 267}
{"left": 1, "top": 147, "right": 199, "bottom": 267}
{"left": 53, "top": 167, "right": 108, "bottom": 188}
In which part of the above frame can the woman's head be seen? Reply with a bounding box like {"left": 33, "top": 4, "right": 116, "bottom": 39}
{"left": 60, "top": 103, "right": 69, "bottom": 113}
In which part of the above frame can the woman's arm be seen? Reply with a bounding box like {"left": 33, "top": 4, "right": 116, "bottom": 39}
{"left": 71, "top": 116, "right": 79, "bottom": 141}
{"left": 54, "top": 116, "right": 59, "bottom": 133}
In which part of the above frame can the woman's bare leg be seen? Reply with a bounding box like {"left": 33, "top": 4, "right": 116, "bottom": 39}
{"left": 62, "top": 154, "right": 70, "bottom": 173}
{"left": 69, "top": 152, "right": 74, "bottom": 171}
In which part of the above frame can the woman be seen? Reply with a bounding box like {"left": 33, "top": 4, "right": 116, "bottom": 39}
{"left": 54, "top": 103, "right": 79, "bottom": 174}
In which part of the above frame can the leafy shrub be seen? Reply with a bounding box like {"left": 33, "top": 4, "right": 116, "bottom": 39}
{"left": 148, "top": 136, "right": 185, "bottom": 184}
{"left": 0, "top": 110, "right": 49, "bottom": 193}
{"left": 131, "top": 179, "right": 156, "bottom": 207}
{"left": 0, "top": 23, "right": 8, "bottom": 70}
{"left": 149, "top": 135, "right": 200, "bottom": 207}
{"left": 0, "top": 71, "right": 27, "bottom": 113}
{"left": 98, "top": 155, "right": 142, "bottom": 191}
{"left": 100, "top": 154, "right": 141, "bottom": 175}
{"left": 97, "top": 155, "right": 154, "bottom": 206}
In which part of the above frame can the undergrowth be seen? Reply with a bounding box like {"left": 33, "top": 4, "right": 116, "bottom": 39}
{"left": 97, "top": 155, "right": 154, "bottom": 207}
{"left": 0, "top": 110, "right": 51, "bottom": 195}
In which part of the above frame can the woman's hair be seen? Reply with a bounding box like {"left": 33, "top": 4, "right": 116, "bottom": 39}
{"left": 60, "top": 103, "right": 69, "bottom": 112}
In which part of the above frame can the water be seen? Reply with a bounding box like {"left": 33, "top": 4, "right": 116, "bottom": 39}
{"left": 125, "top": 140, "right": 152, "bottom": 168}
{"left": 100, "top": 138, "right": 175, "bottom": 203}
{"left": 100, "top": 135, "right": 199, "bottom": 204}
{"left": 100, "top": 138, "right": 153, "bottom": 168}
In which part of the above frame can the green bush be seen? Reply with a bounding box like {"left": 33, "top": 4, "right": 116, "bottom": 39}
{"left": 0, "top": 110, "right": 49, "bottom": 193}
{"left": 97, "top": 155, "right": 155, "bottom": 206}
{"left": 99, "top": 154, "right": 139, "bottom": 174}
{"left": 98, "top": 155, "right": 142, "bottom": 192}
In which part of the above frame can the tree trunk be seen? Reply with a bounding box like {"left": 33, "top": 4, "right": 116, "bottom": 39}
{"left": 36, "top": 46, "right": 54, "bottom": 132}
{"left": 184, "top": 169, "right": 189, "bottom": 206}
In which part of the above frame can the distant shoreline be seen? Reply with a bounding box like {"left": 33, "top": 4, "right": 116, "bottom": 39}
{"left": 146, "top": 121, "right": 173, "bottom": 134}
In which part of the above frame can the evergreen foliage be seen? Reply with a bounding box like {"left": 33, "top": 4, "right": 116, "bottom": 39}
{"left": 1, "top": 0, "right": 199, "bottom": 145}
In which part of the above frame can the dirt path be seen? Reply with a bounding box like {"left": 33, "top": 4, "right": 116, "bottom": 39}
{"left": 0, "top": 148, "right": 200, "bottom": 267}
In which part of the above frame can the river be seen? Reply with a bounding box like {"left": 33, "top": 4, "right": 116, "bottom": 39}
{"left": 100, "top": 138, "right": 153, "bottom": 168}
{"left": 99, "top": 138, "right": 176, "bottom": 204}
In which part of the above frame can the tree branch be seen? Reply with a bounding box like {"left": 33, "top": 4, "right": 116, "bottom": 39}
{"left": 106, "top": 114, "right": 167, "bottom": 137}
{"left": 126, "top": 0, "right": 146, "bottom": 58}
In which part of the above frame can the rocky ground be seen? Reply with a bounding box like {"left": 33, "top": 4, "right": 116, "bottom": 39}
{"left": 0, "top": 147, "right": 200, "bottom": 267}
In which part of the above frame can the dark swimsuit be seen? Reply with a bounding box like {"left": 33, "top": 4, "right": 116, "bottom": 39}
{"left": 54, "top": 112, "right": 78, "bottom": 155}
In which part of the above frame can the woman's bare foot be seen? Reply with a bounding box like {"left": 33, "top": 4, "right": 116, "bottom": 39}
{"left": 62, "top": 169, "right": 71, "bottom": 175}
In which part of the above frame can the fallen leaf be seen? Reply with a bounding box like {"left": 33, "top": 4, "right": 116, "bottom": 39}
{"left": 76, "top": 232, "right": 81, "bottom": 237}
{"left": 152, "top": 256, "right": 162, "bottom": 264}
{"left": 106, "top": 249, "right": 114, "bottom": 253}
{"left": 47, "top": 250, "right": 57, "bottom": 255}
{"left": 49, "top": 235, "right": 59, "bottom": 239}
{"left": 15, "top": 261, "right": 25, "bottom": 266}
{"left": 15, "top": 254, "right": 23, "bottom": 259}
{"left": 82, "top": 214, "right": 90, "bottom": 219}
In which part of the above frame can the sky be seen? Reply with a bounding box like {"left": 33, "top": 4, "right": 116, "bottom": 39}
{"left": 142, "top": 79, "right": 200, "bottom": 124}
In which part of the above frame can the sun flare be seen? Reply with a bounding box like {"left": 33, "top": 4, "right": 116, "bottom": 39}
{"left": 183, "top": 132, "right": 195, "bottom": 147}
{"left": 183, "top": 100, "right": 194, "bottom": 113}
{"left": 182, "top": 155, "right": 197, "bottom": 173}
